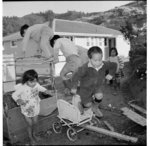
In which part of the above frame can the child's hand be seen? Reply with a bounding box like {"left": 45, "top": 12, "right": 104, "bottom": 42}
{"left": 16, "top": 99, "right": 25, "bottom": 105}
{"left": 105, "top": 74, "right": 113, "bottom": 80}
{"left": 44, "top": 90, "right": 51, "bottom": 95}
{"left": 71, "top": 88, "right": 77, "bottom": 94}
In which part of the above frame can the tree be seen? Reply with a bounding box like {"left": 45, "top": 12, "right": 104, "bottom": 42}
{"left": 45, "top": 10, "right": 54, "bottom": 21}
{"left": 120, "top": 20, "right": 138, "bottom": 50}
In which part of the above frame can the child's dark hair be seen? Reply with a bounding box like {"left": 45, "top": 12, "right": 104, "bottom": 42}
{"left": 20, "top": 24, "right": 29, "bottom": 37}
{"left": 50, "top": 35, "right": 61, "bottom": 47}
{"left": 109, "top": 47, "right": 118, "bottom": 56}
{"left": 88, "top": 46, "right": 103, "bottom": 59}
{"left": 22, "top": 69, "right": 38, "bottom": 84}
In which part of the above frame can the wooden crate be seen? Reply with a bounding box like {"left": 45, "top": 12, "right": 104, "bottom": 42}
{"left": 3, "top": 93, "right": 64, "bottom": 144}
{"left": 15, "top": 57, "right": 54, "bottom": 76}
{"left": 39, "top": 95, "right": 57, "bottom": 116}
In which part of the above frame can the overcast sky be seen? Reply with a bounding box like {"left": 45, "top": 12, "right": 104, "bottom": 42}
{"left": 3, "top": 1, "right": 133, "bottom": 17}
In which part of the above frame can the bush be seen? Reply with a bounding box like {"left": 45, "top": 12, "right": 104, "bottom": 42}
{"left": 129, "top": 43, "right": 146, "bottom": 80}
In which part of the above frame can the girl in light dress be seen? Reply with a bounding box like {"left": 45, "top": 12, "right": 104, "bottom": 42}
{"left": 12, "top": 69, "right": 51, "bottom": 145}
{"left": 106, "top": 47, "right": 124, "bottom": 95}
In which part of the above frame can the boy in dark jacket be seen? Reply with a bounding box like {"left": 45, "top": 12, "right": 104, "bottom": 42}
{"left": 71, "top": 46, "right": 117, "bottom": 117}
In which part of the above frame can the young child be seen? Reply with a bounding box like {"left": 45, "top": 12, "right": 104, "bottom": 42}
{"left": 20, "top": 24, "right": 54, "bottom": 60}
{"left": 12, "top": 69, "right": 51, "bottom": 145}
{"left": 71, "top": 46, "right": 117, "bottom": 117}
{"left": 50, "top": 35, "right": 83, "bottom": 92}
{"left": 106, "top": 47, "right": 124, "bottom": 95}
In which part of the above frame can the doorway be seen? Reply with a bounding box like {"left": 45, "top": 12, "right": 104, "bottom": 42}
{"left": 108, "top": 38, "right": 116, "bottom": 56}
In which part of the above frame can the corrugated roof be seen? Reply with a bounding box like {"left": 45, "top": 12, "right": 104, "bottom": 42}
{"left": 3, "top": 19, "right": 122, "bottom": 41}
{"left": 55, "top": 19, "right": 122, "bottom": 35}
{"left": 3, "top": 32, "right": 22, "bottom": 41}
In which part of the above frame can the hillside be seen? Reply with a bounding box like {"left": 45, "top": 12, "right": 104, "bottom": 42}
{"left": 3, "top": 1, "right": 146, "bottom": 37}
{"left": 76, "top": 1, "right": 146, "bottom": 30}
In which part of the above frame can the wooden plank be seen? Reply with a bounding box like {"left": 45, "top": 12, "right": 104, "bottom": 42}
{"left": 3, "top": 130, "right": 9, "bottom": 138}
{"left": 129, "top": 104, "right": 146, "bottom": 115}
{"left": 39, "top": 96, "right": 57, "bottom": 116}
{"left": 40, "top": 96, "right": 57, "bottom": 108}
{"left": 4, "top": 110, "right": 57, "bottom": 139}
{"left": 121, "top": 107, "right": 146, "bottom": 126}
{"left": 9, "top": 110, "right": 57, "bottom": 132}
{"left": 10, "top": 126, "right": 27, "bottom": 136}
{"left": 39, "top": 105, "right": 57, "bottom": 116}
{"left": 7, "top": 95, "right": 60, "bottom": 123}
{"left": 38, "top": 112, "right": 57, "bottom": 126}
{"left": 7, "top": 107, "right": 23, "bottom": 121}
{"left": 82, "top": 125, "right": 138, "bottom": 143}
{"left": 104, "top": 121, "right": 115, "bottom": 132}
{"left": 8, "top": 113, "right": 24, "bottom": 124}
{"left": 9, "top": 120, "right": 26, "bottom": 131}
{"left": 37, "top": 113, "right": 58, "bottom": 132}
{"left": 3, "top": 116, "right": 8, "bottom": 132}
{"left": 8, "top": 112, "right": 58, "bottom": 144}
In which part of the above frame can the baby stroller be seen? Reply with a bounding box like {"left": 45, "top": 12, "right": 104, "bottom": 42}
{"left": 52, "top": 95, "right": 100, "bottom": 141}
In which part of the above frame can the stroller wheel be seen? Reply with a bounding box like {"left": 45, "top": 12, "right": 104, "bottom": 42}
{"left": 90, "top": 116, "right": 100, "bottom": 127}
{"left": 52, "top": 121, "right": 62, "bottom": 134}
{"left": 67, "top": 128, "right": 77, "bottom": 141}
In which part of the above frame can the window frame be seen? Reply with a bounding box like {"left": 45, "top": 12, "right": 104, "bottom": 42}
{"left": 10, "top": 40, "right": 18, "bottom": 48}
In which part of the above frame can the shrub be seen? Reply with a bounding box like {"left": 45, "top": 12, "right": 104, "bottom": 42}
{"left": 129, "top": 43, "right": 146, "bottom": 81}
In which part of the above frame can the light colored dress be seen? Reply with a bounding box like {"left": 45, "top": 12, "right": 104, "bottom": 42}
{"left": 12, "top": 83, "right": 47, "bottom": 117}
{"left": 106, "top": 56, "right": 124, "bottom": 79}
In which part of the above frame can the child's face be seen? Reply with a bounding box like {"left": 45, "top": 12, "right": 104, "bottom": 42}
{"left": 90, "top": 53, "right": 103, "bottom": 68}
{"left": 110, "top": 50, "right": 116, "bottom": 57}
{"left": 22, "top": 29, "right": 27, "bottom": 37}
{"left": 27, "top": 79, "right": 37, "bottom": 88}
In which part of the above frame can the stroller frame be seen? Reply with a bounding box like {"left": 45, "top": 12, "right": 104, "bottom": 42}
{"left": 52, "top": 98, "right": 100, "bottom": 141}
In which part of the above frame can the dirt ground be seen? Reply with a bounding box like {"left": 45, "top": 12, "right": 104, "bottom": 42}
{"left": 5, "top": 62, "right": 146, "bottom": 145}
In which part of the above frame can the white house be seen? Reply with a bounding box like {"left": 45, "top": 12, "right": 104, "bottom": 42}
{"left": 3, "top": 19, "right": 130, "bottom": 75}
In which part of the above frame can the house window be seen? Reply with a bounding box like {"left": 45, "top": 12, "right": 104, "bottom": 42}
{"left": 86, "top": 37, "right": 90, "bottom": 46}
{"left": 91, "top": 37, "right": 94, "bottom": 46}
{"left": 65, "top": 36, "right": 73, "bottom": 41}
{"left": 104, "top": 38, "right": 107, "bottom": 46}
{"left": 95, "top": 38, "right": 98, "bottom": 45}
{"left": 98, "top": 38, "right": 102, "bottom": 46}
{"left": 10, "top": 40, "right": 17, "bottom": 48}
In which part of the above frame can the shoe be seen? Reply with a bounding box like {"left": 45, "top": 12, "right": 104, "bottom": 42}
{"left": 92, "top": 105, "right": 103, "bottom": 117}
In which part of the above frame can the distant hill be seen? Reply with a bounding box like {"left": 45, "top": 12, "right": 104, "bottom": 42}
{"left": 3, "top": 1, "right": 146, "bottom": 38}
{"left": 76, "top": 1, "right": 146, "bottom": 30}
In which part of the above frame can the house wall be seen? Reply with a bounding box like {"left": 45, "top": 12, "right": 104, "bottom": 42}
{"left": 116, "top": 35, "right": 130, "bottom": 61}
{"left": 74, "top": 36, "right": 87, "bottom": 48}
{"left": 74, "top": 36, "right": 106, "bottom": 60}
{"left": 3, "top": 39, "right": 37, "bottom": 58}
{"left": 103, "top": 38, "right": 111, "bottom": 61}
{"left": 3, "top": 39, "right": 55, "bottom": 59}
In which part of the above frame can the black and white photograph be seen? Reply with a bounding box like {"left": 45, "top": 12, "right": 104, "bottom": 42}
{"left": 2, "top": 1, "right": 147, "bottom": 145}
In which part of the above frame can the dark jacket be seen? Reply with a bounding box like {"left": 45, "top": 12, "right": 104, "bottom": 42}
{"left": 72, "top": 61, "right": 117, "bottom": 91}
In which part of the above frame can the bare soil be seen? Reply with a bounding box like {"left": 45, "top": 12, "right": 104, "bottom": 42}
{"left": 4, "top": 62, "right": 146, "bottom": 145}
